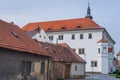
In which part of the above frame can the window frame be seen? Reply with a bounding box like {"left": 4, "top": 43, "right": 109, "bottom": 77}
{"left": 75, "top": 65, "right": 77, "bottom": 71}
{"left": 22, "top": 61, "right": 31, "bottom": 75}
{"left": 91, "top": 61, "right": 97, "bottom": 67}
{"left": 79, "top": 48, "right": 85, "bottom": 54}
{"left": 98, "top": 48, "right": 100, "bottom": 53}
{"left": 88, "top": 33, "right": 92, "bottom": 39}
{"left": 103, "top": 47, "right": 107, "bottom": 53}
{"left": 48, "top": 36, "right": 53, "bottom": 40}
{"left": 40, "top": 62, "right": 45, "bottom": 74}
{"left": 71, "top": 34, "right": 75, "bottom": 40}
{"left": 58, "top": 35, "right": 63, "bottom": 40}
{"left": 80, "top": 34, "right": 83, "bottom": 39}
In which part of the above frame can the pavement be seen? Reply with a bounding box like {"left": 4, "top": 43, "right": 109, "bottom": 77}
{"left": 65, "top": 74, "right": 119, "bottom": 80}
{"left": 85, "top": 74, "right": 119, "bottom": 80}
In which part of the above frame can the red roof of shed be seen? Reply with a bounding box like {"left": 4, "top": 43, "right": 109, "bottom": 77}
{"left": 40, "top": 42, "right": 85, "bottom": 63}
{"left": 117, "top": 52, "right": 120, "bottom": 56}
{"left": 0, "top": 19, "right": 48, "bottom": 56}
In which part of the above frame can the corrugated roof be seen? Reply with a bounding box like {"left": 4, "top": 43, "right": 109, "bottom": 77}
{"left": 22, "top": 18, "right": 101, "bottom": 32}
{"left": 0, "top": 19, "right": 49, "bottom": 56}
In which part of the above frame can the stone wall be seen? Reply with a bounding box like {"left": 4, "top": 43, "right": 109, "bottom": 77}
{"left": 0, "top": 48, "right": 50, "bottom": 80}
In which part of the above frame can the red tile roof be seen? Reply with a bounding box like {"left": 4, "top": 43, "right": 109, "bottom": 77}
{"left": 117, "top": 52, "right": 120, "bottom": 56}
{"left": 22, "top": 18, "right": 102, "bottom": 32}
{"left": 40, "top": 42, "right": 85, "bottom": 63}
{"left": 0, "top": 19, "right": 49, "bottom": 56}
{"left": 108, "top": 48, "right": 114, "bottom": 52}
{"left": 97, "top": 39, "right": 108, "bottom": 43}
{"left": 59, "top": 43, "right": 85, "bottom": 63}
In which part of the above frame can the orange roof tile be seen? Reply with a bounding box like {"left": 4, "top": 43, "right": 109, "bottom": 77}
{"left": 117, "top": 52, "right": 120, "bottom": 56}
{"left": 108, "top": 48, "right": 114, "bottom": 52}
{"left": 22, "top": 18, "right": 102, "bottom": 32}
{"left": 97, "top": 39, "right": 108, "bottom": 43}
{"left": 0, "top": 19, "right": 49, "bottom": 56}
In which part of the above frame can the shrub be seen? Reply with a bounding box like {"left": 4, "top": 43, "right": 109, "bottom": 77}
{"left": 113, "top": 70, "right": 120, "bottom": 74}
{"left": 116, "top": 74, "right": 120, "bottom": 78}
{"left": 57, "top": 78, "right": 64, "bottom": 80}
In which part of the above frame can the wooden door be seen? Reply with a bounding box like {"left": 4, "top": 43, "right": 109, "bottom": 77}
{"left": 65, "top": 64, "right": 70, "bottom": 79}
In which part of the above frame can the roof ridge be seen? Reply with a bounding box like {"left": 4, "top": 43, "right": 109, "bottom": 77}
{"left": 28, "top": 18, "right": 88, "bottom": 24}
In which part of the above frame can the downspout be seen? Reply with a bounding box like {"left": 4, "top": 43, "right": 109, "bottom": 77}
{"left": 46, "top": 58, "right": 50, "bottom": 80}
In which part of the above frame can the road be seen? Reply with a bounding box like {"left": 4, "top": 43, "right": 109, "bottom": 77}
{"left": 85, "top": 74, "right": 119, "bottom": 80}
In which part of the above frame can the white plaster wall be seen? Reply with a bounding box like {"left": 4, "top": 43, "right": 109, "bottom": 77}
{"left": 117, "top": 56, "right": 120, "bottom": 65}
{"left": 70, "top": 63, "right": 85, "bottom": 75}
{"left": 118, "top": 56, "right": 120, "bottom": 61}
{"left": 46, "top": 29, "right": 115, "bottom": 74}
{"left": 102, "top": 55, "right": 109, "bottom": 74}
{"left": 47, "top": 30, "right": 103, "bottom": 73}
{"left": 27, "top": 30, "right": 51, "bottom": 43}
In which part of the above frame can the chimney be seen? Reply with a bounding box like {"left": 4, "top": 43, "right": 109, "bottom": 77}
{"left": 10, "top": 22, "right": 14, "bottom": 24}
{"left": 35, "top": 25, "right": 41, "bottom": 33}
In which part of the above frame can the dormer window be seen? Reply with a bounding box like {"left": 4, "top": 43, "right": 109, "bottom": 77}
{"left": 76, "top": 26, "right": 82, "bottom": 28}
{"left": 47, "top": 28, "right": 52, "bottom": 31}
{"left": 11, "top": 32, "right": 19, "bottom": 38}
{"left": 60, "top": 27, "right": 66, "bottom": 30}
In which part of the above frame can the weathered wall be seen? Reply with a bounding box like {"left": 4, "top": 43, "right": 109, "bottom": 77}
{"left": 52, "top": 62, "right": 66, "bottom": 80}
{"left": 0, "top": 48, "right": 50, "bottom": 80}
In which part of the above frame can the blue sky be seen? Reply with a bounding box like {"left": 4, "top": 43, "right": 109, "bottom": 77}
{"left": 0, "top": 0, "right": 120, "bottom": 54}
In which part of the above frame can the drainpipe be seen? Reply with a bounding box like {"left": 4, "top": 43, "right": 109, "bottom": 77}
{"left": 46, "top": 58, "right": 50, "bottom": 80}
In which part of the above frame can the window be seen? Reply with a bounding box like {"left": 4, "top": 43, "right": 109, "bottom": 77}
{"left": 98, "top": 48, "right": 100, "bottom": 53}
{"left": 91, "top": 61, "right": 97, "bottom": 67}
{"left": 76, "top": 26, "right": 82, "bottom": 28}
{"left": 40, "top": 62, "right": 45, "bottom": 74}
{"left": 11, "top": 32, "right": 19, "bottom": 38}
{"left": 88, "top": 33, "right": 92, "bottom": 39}
{"left": 49, "top": 36, "right": 53, "bottom": 40}
{"left": 58, "top": 35, "right": 63, "bottom": 40}
{"left": 47, "top": 28, "right": 52, "bottom": 31}
{"left": 80, "top": 34, "right": 83, "bottom": 39}
{"left": 60, "top": 27, "right": 66, "bottom": 30}
{"left": 75, "top": 65, "right": 77, "bottom": 71}
{"left": 39, "top": 35, "right": 41, "bottom": 38}
{"left": 103, "top": 47, "right": 107, "bottom": 53}
{"left": 72, "top": 48, "right": 76, "bottom": 52}
{"left": 22, "top": 61, "right": 31, "bottom": 75}
{"left": 79, "top": 48, "right": 85, "bottom": 54}
{"left": 72, "top": 34, "right": 75, "bottom": 40}
{"left": 44, "top": 36, "right": 46, "bottom": 39}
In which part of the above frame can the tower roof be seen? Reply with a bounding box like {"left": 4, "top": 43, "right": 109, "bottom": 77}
{"left": 97, "top": 39, "right": 108, "bottom": 43}
{"left": 85, "top": 2, "right": 93, "bottom": 19}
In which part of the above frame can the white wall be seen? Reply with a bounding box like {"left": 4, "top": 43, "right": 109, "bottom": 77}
{"left": 118, "top": 56, "right": 120, "bottom": 61}
{"left": 47, "top": 30, "right": 103, "bottom": 73}
{"left": 70, "top": 63, "right": 85, "bottom": 75}
{"left": 117, "top": 56, "right": 120, "bottom": 65}
{"left": 26, "top": 30, "right": 51, "bottom": 43}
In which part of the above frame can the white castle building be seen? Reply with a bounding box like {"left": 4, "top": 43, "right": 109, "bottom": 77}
{"left": 22, "top": 5, "right": 115, "bottom": 74}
